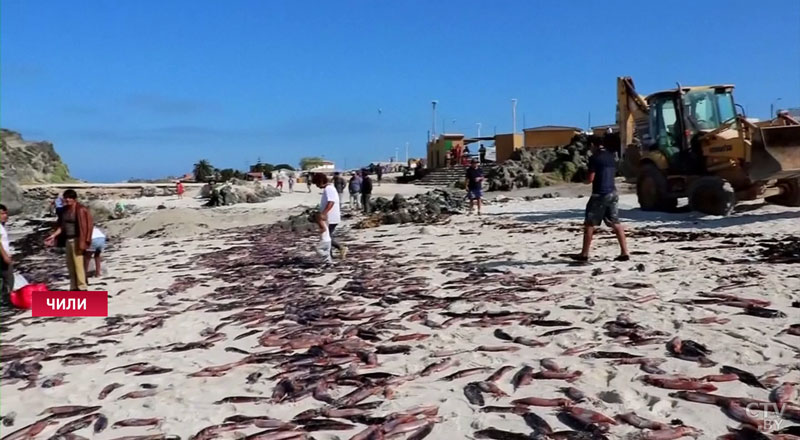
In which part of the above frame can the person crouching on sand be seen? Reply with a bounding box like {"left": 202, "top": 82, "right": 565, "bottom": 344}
{"left": 45, "top": 190, "right": 94, "bottom": 290}
{"left": 571, "top": 136, "right": 629, "bottom": 262}
{"left": 84, "top": 226, "right": 107, "bottom": 277}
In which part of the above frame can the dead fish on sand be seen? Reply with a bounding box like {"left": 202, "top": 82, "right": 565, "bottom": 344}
{"left": 98, "top": 382, "right": 124, "bottom": 400}
{"left": 738, "top": 306, "right": 787, "bottom": 319}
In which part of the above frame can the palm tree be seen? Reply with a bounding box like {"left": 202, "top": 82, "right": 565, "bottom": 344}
{"left": 193, "top": 159, "right": 214, "bottom": 182}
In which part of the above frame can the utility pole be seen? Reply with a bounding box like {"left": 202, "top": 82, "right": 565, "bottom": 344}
{"left": 405, "top": 142, "right": 409, "bottom": 163}
{"left": 431, "top": 100, "right": 438, "bottom": 139}
{"left": 511, "top": 99, "right": 518, "bottom": 133}
{"left": 770, "top": 98, "right": 782, "bottom": 119}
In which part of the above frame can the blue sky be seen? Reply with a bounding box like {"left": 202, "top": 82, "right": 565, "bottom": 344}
{"left": 2, "top": 0, "right": 799, "bottom": 182}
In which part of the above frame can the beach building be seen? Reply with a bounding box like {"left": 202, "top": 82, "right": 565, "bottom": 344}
{"left": 523, "top": 125, "right": 583, "bottom": 149}
{"left": 591, "top": 124, "right": 618, "bottom": 137}
{"left": 426, "top": 134, "right": 465, "bottom": 169}
{"left": 245, "top": 172, "right": 265, "bottom": 181}
{"left": 493, "top": 133, "right": 524, "bottom": 163}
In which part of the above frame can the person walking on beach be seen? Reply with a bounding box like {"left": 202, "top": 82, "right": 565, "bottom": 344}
{"left": 348, "top": 171, "right": 362, "bottom": 210}
{"left": 571, "top": 136, "right": 629, "bottom": 262}
{"left": 465, "top": 158, "right": 484, "bottom": 215}
{"left": 333, "top": 172, "right": 346, "bottom": 200}
{"left": 84, "top": 226, "right": 107, "bottom": 277}
{"left": 306, "top": 173, "right": 312, "bottom": 193}
{"left": 479, "top": 144, "right": 487, "bottom": 164}
{"left": 361, "top": 171, "right": 373, "bottom": 214}
{"left": 288, "top": 174, "right": 295, "bottom": 192}
{"left": 176, "top": 180, "right": 185, "bottom": 199}
{"left": 314, "top": 173, "right": 347, "bottom": 259}
{"left": 44, "top": 190, "right": 94, "bottom": 291}
{"left": 276, "top": 172, "right": 284, "bottom": 192}
{"left": 0, "top": 205, "right": 13, "bottom": 306}
{"left": 376, "top": 166, "right": 383, "bottom": 186}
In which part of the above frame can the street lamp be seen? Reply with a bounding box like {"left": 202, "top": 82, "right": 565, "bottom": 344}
{"left": 770, "top": 98, "right": 783, "bottom": 119}
{"left": 476, "top": 122, "right": 482, "bottom": 138}
{"left": 431, "top": 100, "right": 438, "bottom": 139}
{"left": 511, "top": 99, "right": 518, "bottom": 133}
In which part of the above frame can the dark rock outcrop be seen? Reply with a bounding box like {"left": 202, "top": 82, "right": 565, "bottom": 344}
{"left": 1, "top": 129, "right": 75, "bottom": 185}
{"left": 1, "top": 129, "right": 76, "bottom": 215}
{"left": 355, "top": 189, "right": 465, "bottom": 228}
{"left": 485, "top": 135, "right": 591, "bottom": 191}
{"left": 203, "top": 179, "right": 281, "bottom": 207}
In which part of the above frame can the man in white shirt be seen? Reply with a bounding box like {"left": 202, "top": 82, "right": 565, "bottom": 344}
{"left": 313, "top": 173, "right": 347, "bottom": 260}
{"left": 0, "top": 204, "right": 13, "bottom": 305}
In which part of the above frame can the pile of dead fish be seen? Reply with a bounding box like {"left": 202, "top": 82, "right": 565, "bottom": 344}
{"left": 2, "top": 216, "right": 799, "bottom": 439}
{"left": 354, "top": 189, "right": 465, "bottom": 228}
{"left": 753, "top": 236, "right": 800, "bottom": 264}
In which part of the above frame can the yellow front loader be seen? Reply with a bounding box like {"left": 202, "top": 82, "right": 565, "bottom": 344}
{"left": 615, "top": 76, "right": 800, "bottom": 216}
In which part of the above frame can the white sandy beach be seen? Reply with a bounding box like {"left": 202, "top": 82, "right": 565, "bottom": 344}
{"left": 1, "top": 184, "right": 799, "bottom": 440}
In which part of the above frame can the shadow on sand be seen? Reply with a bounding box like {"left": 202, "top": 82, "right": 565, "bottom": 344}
{"left": 509, "top": 204, "right": 800, "bottom": 231}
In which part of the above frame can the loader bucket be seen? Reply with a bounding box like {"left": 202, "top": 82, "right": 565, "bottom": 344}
{"left": 748, "top": 124, "right": 800, "bottom": 181}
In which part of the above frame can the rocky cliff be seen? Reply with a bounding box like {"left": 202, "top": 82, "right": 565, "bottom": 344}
{"left": 1, "top": 129, "right": 76, "bottom": 214}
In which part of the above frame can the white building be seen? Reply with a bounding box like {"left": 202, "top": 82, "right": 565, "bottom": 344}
{"left": 317, "top": 160, "right": 335, "bottom": 170}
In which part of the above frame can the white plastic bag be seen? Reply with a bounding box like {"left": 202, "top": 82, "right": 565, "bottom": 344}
{"left": 13, "top": 272, "right": 28, "bottom": 290}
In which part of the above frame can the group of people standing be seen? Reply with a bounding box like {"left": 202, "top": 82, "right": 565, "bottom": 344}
{"left": 1, "top": 190, "right": 108, "bottom": 306}
{"left": 275, "top": 172, "right": 297, "bottom": 192}
{"left": 451, "top": 143, "right": 488, "bottom": 167}
{"left": 341, "top": 170, "right": 374, "bottom": 214}
{"left": 309, "top": 168, "right": 381, "bottom": 265}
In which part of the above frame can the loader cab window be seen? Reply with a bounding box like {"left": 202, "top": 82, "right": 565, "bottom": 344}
{"left": 684, "top": 89, "right": 729, "bottom": 132}
{"left": 650, "top": 97, "right": 680, "bottom": 150}
{"left": 716, "top": 91, "right": 736, "bottom": 124}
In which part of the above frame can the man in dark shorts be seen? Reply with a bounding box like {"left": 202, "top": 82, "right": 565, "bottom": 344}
{"left": 572, "top": 136, "right": 629, "bottom": 262}
{"left": 465, "top": 158, "right": 484, "bottom": 215}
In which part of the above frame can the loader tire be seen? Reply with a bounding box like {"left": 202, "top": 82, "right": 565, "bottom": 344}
{"left": 765, "top": 177, "right": 800, "bottom": 207}
{"left": 637, "top": 164, "right": 677, "bottom": 211}
{"left": 689, "top": 176, "right": 735, "bottom": 216}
